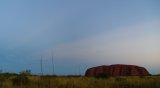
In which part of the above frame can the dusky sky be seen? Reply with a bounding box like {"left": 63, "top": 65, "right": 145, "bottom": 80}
{"left": 0, "top": 0, "right": 160, "bottom": 75}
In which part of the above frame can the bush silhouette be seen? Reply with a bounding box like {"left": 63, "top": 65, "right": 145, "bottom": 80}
{"left": 12, "top": 75, "right": 30, "bottom": 86}
{"left": 96, "top": 72, "right": 110, "bottom": 78}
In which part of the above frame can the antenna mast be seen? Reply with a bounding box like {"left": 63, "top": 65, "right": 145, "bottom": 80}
{"left": 78, "top": 64, "right": 81, "bottom": 76}
{"left": 51, "top": 50, "right": 54, "bottom": 75}
{"left": 40, "top": 56, "right": 43, "bottom": 76}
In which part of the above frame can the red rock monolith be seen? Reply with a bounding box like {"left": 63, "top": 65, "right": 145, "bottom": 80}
{"left": 85, "top": 64, "right": 150, "bottom": 76}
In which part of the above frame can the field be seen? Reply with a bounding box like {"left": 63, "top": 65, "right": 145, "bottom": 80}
{"left": 0, "top": 75, "right": 160, "bottom": 88}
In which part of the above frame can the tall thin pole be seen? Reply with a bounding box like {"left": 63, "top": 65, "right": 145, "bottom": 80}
{"left": 51, "top": 50, "right": 54, "bottom": 75}
{"left": 40, "top": 56, "right": 43, "bottom": 76}
{"left": 78, "top": 64, "right": 80, "bottom": 76}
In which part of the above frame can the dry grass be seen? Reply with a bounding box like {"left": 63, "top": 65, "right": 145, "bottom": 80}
{"left": 0, "top": 75, "right": 160, "bottom": 88}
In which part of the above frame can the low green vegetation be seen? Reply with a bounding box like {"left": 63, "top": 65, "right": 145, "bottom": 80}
{"left": 0, "top": 74, "right": 159, "bottom": 88}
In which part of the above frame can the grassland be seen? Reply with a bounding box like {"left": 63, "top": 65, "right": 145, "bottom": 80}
{"left": 0, "top": 74, "right": 160, "bottom": 88}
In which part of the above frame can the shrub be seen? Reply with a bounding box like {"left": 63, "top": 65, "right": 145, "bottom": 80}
{"left": 96, "top": 72, "right": 110, "bottom": 78}
{"left": 12, "top": 75, "right": 30, "bottom": 86}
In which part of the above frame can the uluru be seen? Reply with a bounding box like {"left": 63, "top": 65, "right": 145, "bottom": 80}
{"left": 85, "top": 64, "right": 150, "bottom": 76}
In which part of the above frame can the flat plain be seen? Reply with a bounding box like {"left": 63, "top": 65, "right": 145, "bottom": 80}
{"left": 0, "top": 74, "right": 160, "bottom": 88}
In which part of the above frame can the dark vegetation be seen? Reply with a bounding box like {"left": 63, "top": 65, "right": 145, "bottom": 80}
{"left": 12, "top": 75, "right": 29, "bottom": 86}
{"left": 0, "top": 72, "right": 159, "bottom": 88}
{"left": 96, "top": 72, "right": 110, "bottom": 78}
{"left": 0, "top": 68, "right": 159, "bottom": 88}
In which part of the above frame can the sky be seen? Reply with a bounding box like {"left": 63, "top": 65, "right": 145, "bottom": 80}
{"left": 0, "top": 0, "right": 160, "bottom": 75}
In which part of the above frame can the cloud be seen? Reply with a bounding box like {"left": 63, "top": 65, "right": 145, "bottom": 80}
{"left": 53, "top": 20, "right": 160, "bottom": 73}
